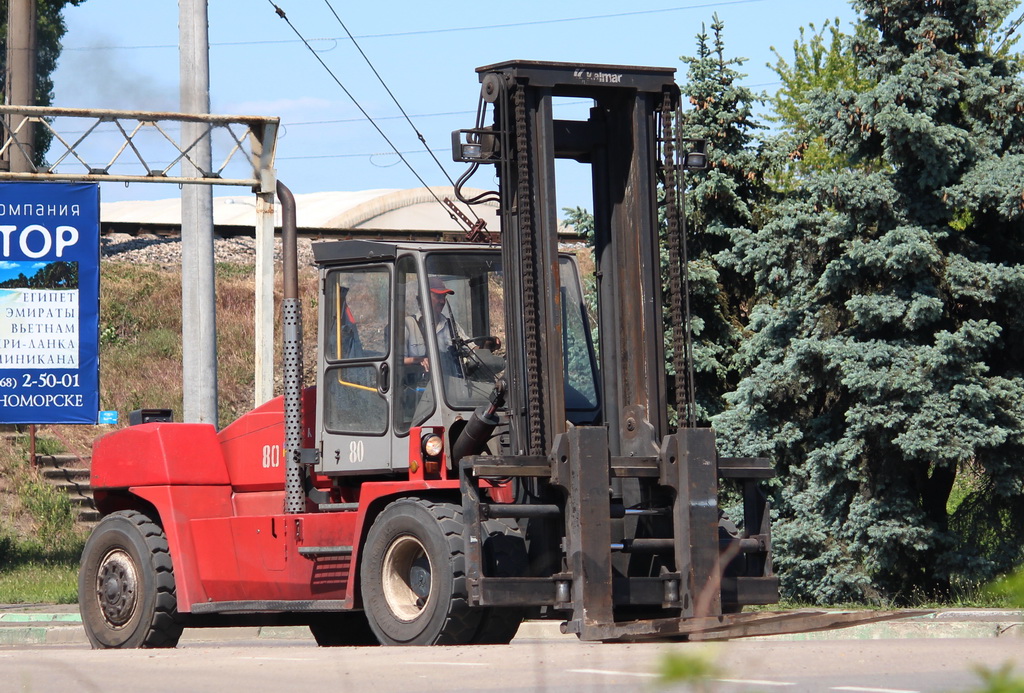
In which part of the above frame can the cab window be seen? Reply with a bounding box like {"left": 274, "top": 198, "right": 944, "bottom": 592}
{"left": 322, "top": 267, "right": 390, "bottom": 434}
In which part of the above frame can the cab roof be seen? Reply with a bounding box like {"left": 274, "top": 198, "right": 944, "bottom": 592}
{"left": 312, "top": 239, "right": 497, "bottom": 266}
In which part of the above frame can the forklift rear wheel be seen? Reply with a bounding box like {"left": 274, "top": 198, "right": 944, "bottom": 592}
{"left": 78, "top": 510, "right": 183, "bottom": 649}
{"left": 361, "top": 498, "right": 482, "bottom": 645}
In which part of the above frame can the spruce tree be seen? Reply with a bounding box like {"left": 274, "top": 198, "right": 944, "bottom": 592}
{"left": 676, "top": 15, "right": 767, "bottom": 422}
{"left": 715, "top": 0, "right": 1024, "bottom": 603}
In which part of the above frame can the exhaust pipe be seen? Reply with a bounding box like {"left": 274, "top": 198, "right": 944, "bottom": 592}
{"left": 278, "top": 181, "right": 306, "bottom": 514}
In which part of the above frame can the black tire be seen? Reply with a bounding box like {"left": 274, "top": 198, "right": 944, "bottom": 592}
{"left": 78, "top": 510, "right": 183, "bottom": 649}
{"left": 470, "top": 518, "right": 527, "bottom": 644}
{"left": 309, "top": 612, "right": 380, "bottom": 646}
{"left": 360, "top": 498, "right": 482, "bottom": 645}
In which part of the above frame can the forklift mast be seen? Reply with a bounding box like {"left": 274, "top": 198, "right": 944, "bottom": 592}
{"left": 463, "top": 61, "right": 680, "bottom": 458}
{"left": 454, "top": 61, "right": 775, "bottom": 640}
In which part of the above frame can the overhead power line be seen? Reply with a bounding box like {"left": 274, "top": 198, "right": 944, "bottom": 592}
{"left": 327, "top": 0, "right": 766, "bottom": 40}
{"left": 278, "top": 150, "right": 422, "bottom": 162}
{"left": 64, "top": 0, "right": 765, "bottom": 51}
{"left": 319, "top": 0, "right": 478, "bottom": 222}
{"left": 996, "top": 12, "right": 1024, "bottom": 53}
{"left": 266, "top": 1, "right": 469, "bottom": 229}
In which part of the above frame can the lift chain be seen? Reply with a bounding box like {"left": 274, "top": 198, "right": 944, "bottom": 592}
{"left": 513, "top": 84, "right": 546, "bottom": 455}
{"left": 660, "top": 92, "right": 696, "bottom": 428}
{"left": 677, "top": 103, "right": 698, "bottom": 428}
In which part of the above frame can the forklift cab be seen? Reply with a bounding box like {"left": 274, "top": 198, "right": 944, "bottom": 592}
{"left": 312, "top": 240, "right": 599, "bottom": 477}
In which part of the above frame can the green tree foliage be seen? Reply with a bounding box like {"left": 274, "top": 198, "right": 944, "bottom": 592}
{"left": 562, "top": 206, "right": 594, "bottom": 245}
{"left": 767, "top": 18, "right": 878, "bottom": 179}
{"left": 716, "top": 0, "right": 1024, "bottom": 603}
{"left": 674, "top": 15, "right": 767, "bottom": 422}
{"left": 0, "top": 0, "right": 88, "bottom": 165}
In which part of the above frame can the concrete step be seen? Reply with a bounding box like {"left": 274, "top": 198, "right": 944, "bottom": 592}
{"left": 33, "top": 454, "right": 98, "bottom": 530}
{"left": 34, "top": 453, "right": 89, "bottom": 469}
{"left": 77, "top": 509, "right": 101, "bottom": 523}
{"left": 46, "top": 479, "right": 92, "bottom": 494}
{"left": 41, "top": 467, "right": 91, "bottom": 482}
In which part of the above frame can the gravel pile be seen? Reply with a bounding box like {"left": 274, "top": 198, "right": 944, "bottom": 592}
{"left": 101, "top": 232, "right": 317, "bottom": 267}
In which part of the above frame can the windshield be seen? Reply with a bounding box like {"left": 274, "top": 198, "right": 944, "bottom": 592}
{"left": 424, "top": 252, "right": 599, "bottom": 416}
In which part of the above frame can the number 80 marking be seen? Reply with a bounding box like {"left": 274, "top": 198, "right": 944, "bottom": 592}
{"left": 262, "top": 444, "right": 281, "bottom": 468}
{"left": 349, "top": 440, "right": 364, "bottom": 464}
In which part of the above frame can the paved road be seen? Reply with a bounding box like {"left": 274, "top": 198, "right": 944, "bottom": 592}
{"left": 2, "top": 636, "right": 1022, "bottom": 693}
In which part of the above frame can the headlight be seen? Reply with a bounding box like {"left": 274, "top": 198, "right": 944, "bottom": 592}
{"left": 422, "top": 434, "right": 444, "bottom": 459}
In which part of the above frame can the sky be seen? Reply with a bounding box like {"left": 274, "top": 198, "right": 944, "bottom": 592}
{"left": 0, "top": 260, "right": 46, "bottom": 284}
{"left": 49, "top": 0, "right": 860, "bottom": 216}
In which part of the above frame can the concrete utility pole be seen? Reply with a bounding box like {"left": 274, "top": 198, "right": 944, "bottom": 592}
{"left": 179, "top": 0, "right": 218, "bottom": 425}
{"left": 4, "top": 0, "right": 37, "bottom": 172}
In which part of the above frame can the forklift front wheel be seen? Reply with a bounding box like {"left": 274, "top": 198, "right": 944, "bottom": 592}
{"left": 360, "top": 498, "right": 481, "bottom": 645}
{"left": 78, "top": 510, "right": 183, "bottom": 649}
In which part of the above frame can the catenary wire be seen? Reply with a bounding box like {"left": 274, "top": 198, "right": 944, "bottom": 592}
{"left": 266, "top": 1, "right": 469, "bottom": 230}
{"left": 320, "top": 0, "right": 480, "bottom": 223}
{"left": 64, "top": 1, "right": 766, "bottom": 51}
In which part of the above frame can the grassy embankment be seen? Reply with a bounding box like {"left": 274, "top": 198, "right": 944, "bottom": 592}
{"left": 0, "top": 434, "right": 84, "bottom": 603}
{"left": 0, "top": 262, "right": 317, "bottom": 603}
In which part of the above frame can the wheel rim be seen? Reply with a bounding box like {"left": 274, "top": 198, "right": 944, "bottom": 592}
{"left": 381, "top": 534, "right": 432, "bottom": 621}
{"left": 95, "top": 548, "right": 139, "bottom": 628}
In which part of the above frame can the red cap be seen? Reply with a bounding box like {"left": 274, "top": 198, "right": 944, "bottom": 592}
{"left": 429, "top": 277, "right": 453, "bottom": 295}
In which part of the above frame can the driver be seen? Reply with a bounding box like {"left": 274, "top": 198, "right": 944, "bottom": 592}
{"left": 404, "top": 277, "right": 458, "bottom": 374}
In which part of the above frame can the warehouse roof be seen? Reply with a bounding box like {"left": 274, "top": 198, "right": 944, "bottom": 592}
{"left": 100, "top": 186, "right": 499, "bottom": 235}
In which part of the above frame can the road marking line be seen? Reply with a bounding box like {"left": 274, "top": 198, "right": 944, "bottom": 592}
{"left": 237, "top": 657, "right": 318, "bottom": 662}
{"left": 404, "top": 662, "right": 487, "bottom": 667}
{"left": 568, "top": 668, "right": 658, "bottom": 678}
{"left": 716, "top": 679, "right": 796, "bottom": 687}
{"left": 832, "top": 687, "right": 919, "bottom": 693}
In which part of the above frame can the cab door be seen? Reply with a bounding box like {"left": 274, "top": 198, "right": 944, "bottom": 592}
{"left": 316, "top": 264, "right": 394, "bottom": 475}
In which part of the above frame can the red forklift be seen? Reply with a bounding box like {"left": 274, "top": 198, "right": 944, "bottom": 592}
{"left": 78, "top": 60, "right": 781, "bottom": 648}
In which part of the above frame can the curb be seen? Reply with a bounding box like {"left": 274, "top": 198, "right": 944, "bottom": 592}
{"left": 0, "top": 610, "right": 1020, "bottom": 647}
{"left": 0, "top": 615, "right": 564, "bottom": 646}
{"left": 0, "top": 613, "right": 85, "bottom": 646}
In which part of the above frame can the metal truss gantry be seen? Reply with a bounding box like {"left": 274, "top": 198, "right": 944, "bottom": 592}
{"left": 0, "top": 105, "right": 282, "bottom": 409}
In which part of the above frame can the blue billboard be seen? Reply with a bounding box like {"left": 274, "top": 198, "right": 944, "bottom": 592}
{"left": 0, "top": 183, "right": 100, "bottom": 424}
